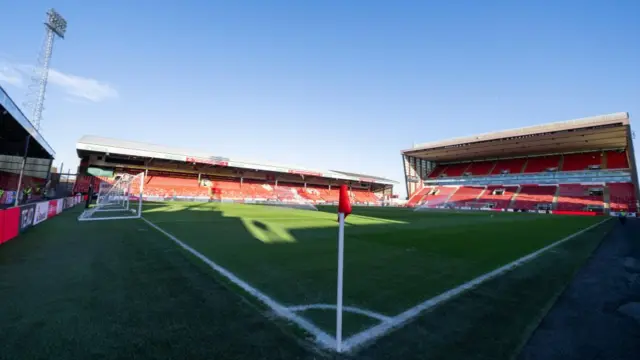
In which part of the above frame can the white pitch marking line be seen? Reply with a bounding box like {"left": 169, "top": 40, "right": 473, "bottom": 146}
{"left": 140, "top": 217, "right": 337, "bottom": 350}
{"left": 340, "top": 218, "right": 611, "bottom": 353}
{"left": 287, "top": 304, "right": 392, "bottom": 322}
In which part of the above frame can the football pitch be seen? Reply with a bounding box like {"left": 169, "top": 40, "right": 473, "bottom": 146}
{"left": 0, "top": 202, "right": 614, "bottom": 359}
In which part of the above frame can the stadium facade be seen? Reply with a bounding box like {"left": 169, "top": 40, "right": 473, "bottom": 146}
{"left": 401, "top": 112, "right": 639, "bottom": 215}
{"left": 75, "top": 136, "right": 396, "bottom": 205}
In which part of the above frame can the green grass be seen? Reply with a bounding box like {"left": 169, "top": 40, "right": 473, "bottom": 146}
{"left": 140, "top": 203, "right": 602, "bottom": 335}
{"left": 0, "top": 202, "right": 611, "bottom": 360}
{"left": 0, "top": 206, "right": 314, "bottom": 360}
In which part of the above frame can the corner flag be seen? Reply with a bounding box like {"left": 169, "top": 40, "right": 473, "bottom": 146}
{"left": 338, "top": 184, "right": 352, "bottom": 219}
{"left": 336, "top": 184, "right": 351, "bottom": 352}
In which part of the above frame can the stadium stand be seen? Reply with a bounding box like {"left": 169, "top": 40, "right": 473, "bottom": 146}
{"left": 512, "top": 185, "right": 557, "bottom": 210}
{"left": 491, "top": 158, "right": 527, "bottom": 175}
{"left": 561, "top": 152, "right": 602, "bottom": 171}
{"left": 608, "top": 182, "right": 637, "bottom": 212}
{"left": 606, "top": 150, "right": 629, "bottom": 169}
{"left": 465, "top": 161, "right": 495, "bottom": 176}
{"left": 523, "top": 155, "right": 561, "bottom": 173}
{"left": 439, "top": 163, "right": 470, "bottom": 177}
{"left": 74, "top": 136, "right": 395, "bottom": 206}
{"left": 421, "top": 186, "right": 458, "bottom": 207}
{"left": 406, "top": 186, "right": 431, "bottom": 207}
{"left": 475, "top": 185, "right": 518, "bottom": 209}
{"left": 402, "top": 112, "right": 639, "bottom": 216}
{"left": 1, "top": 85, "right": 55, "bottom": 207}
{"left": 555, "top": 184, "right": 604, "bottom": 211}
{"left": 446, "top": 186, "right": 485, "bottom": 207}
{"left": 427, "top": 165, "right": 446, "bottom": 178}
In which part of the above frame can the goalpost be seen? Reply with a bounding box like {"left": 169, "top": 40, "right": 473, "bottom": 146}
{"left": 78, "top": 172, "right": 145, "bottom": 221}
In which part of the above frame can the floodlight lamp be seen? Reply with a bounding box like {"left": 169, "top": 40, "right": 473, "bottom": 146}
{"left": 46, "top": 9, "right": 67, "bottom": 38}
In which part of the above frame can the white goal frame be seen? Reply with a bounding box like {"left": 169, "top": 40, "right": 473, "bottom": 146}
{"left": 78, "top": 172, "right": 145, "bottom": 221}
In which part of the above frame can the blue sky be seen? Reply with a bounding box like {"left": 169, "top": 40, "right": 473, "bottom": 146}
{"left": 1, "top": 0, "right": 639, "bottom": 197}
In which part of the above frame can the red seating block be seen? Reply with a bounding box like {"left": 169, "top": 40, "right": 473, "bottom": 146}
{"left": 446, "top": 186, "right": 485, "bottom": 206}
{"left": 475, "top": 185, "right": 518, "bottom": 209}
{"left": 423, "top": 186, "right": 458, "bottom": 207}
{"left": 512, "top": 185, "right": 557, "bottom": 210}
{"left": 523, "top": 156, "right": 561, "bottom": 173}
{"left": 427, "top": 165, "right": 447, "bottom": 178}
{"left": 556, "top": 184, "right": 604, "bottom": 211}
{"left": 407, "top": 187, "right": 431, "bottom": 207}
{"left": 606, "top": 151, "right": 629, "bottom": 169}
{"left": 465, "top": 161, "right": 495, "bottom": 176}
{"left": 562, "top": 152, "right": 602, "bottom": 171}
{"left": 608, "top": 182, "right": 637, "bottom": 212}
{"left": 491, "top": 158, "right": 527, "bottom": 175}
{"left": 441, "top": 163, "right": 470, "bottom": 177}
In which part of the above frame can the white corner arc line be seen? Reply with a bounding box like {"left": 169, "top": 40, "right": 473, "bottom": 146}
{"left": 140, "top": 217, "right": 337, "bottom": 350}
{"left": 341, "top": 218, "right": 610, "bottom": 353}
{"left": 287, "top": 304, "right": 392, "bottom": 322}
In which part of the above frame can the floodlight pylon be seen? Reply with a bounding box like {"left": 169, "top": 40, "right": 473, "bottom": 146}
{"left": 23, "top": 8, "right": 67, "bottom": 131}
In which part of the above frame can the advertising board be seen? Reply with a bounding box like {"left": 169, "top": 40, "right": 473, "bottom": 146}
{"left": 33, "top": 202, "right": 49, "bottom": 225}
{"left": 19, "top": 204, "right": 35, "bottom": 232}
{"left": 48, "top": 200, "right": 58, "bottom": 218}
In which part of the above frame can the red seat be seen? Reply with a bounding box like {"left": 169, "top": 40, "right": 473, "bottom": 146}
{"left": 556, "top": 184, "right": 604, "bottom": 211}
{"left": 465, "top": 161, "right": 495, "bottom": 176}
{"left": 440, "top": 163, "right": 471, "bottom": 177}
{"left": 446, "top": 186, "right": 485, "bottom": 206}
{"left": 475, "top": 185, "right": 518, "bottom": 209}
{"left": 523, "top": 156, "right": 561, "bottom": 173}
{"left": 606, "top": 151, "right": 629, "bottom": 169}
{"left": 407, "top": 187, "right": 431, "bottom": 207}
{"left": 422, "top": 186, "right": 458, "bottom": 207}
{"left": 608, "top": 182, "right": 637, "bottom": 212}
{"left": 427, "top": 165, "right": 447, "bottom": 178}
{"left": 512, "top": 185, "right": 557, "bottom": 210}
{"left": 491, "top": 158, "right": 527, "bottom": 175}
{"left": 562, "top": 152, "right": 602, "bottom": 171}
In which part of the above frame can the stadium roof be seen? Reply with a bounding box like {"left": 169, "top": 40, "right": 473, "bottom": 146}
{"left": 76, "top": 135, "right": 397, "bottom": 185}
{"left": 0, "top": 86, "right": 55, "bottom": 158}
{"left": 402, "top": 112, "right": 631, "bottom": 162}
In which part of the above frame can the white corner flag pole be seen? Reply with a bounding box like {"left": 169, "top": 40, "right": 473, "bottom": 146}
{"left": 336, "top": 212, "right": 345, "bottom": 352}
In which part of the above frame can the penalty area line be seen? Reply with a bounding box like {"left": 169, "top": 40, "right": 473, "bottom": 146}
{"left": 341, "top": 218, "right": 611, "bottom": 353}
{"left": 140, "top": 217, "right": 336, "bottom": 350}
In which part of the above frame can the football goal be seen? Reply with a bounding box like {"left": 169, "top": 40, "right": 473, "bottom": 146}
{"left": 78, "top": 172, "right": 145, "bottom": 221}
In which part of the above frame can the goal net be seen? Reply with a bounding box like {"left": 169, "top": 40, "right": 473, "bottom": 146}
{"left": 78, "top": 172, "right": 145, "bottom": 221}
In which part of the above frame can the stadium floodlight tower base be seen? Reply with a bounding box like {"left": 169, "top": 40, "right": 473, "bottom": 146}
{"left": 78, "top": 172, "right": 145, "bottom": 222}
